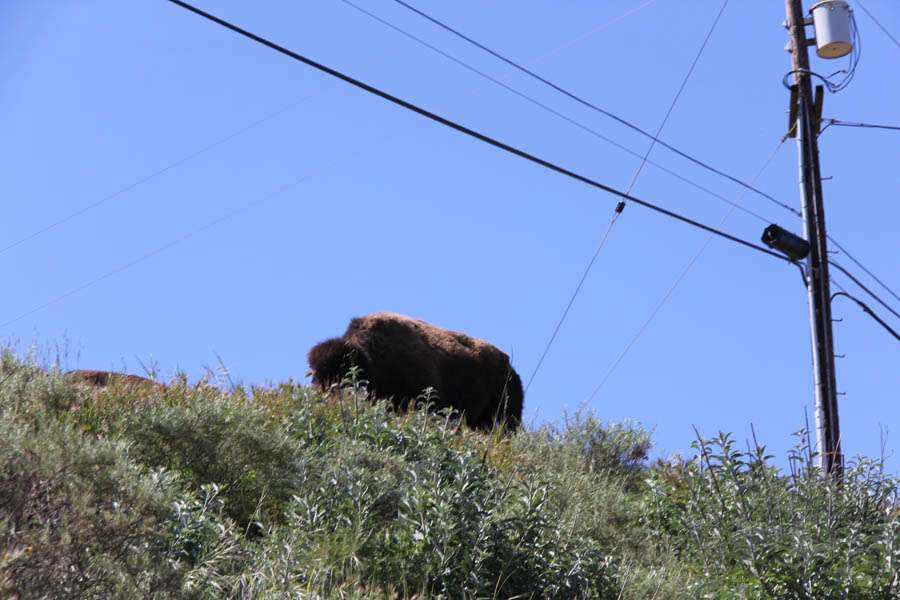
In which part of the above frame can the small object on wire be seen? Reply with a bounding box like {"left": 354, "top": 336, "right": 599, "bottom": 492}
{"left": 615, "top": 200, "right": 626, "bottom": 214}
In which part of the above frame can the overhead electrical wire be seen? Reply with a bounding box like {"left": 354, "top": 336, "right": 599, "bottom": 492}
{"left": 854, "top": 0, "right": 900, "bottom": 50}
{"left": 585, "top": 133, "right": 790, "bottom": 403}
{"left": 620, "top": 0, "right": 730, "bottom": 203}
{"left": 829, "top": 261, "right": 900, "bottom": 322}
{"left": 524, "top": 207, "right": 622, "bottom": 395}
{"left": 830, "top": 278, "right": 900, "bottom": 345}
{"left": 340, "top": 0, "right": 773, "bottom": 225}
{"left": 527, "top": 0, "right": 730, "bottom": 394}
{"left": 831, "top": 291, "right": 900, "bottom": 344}
{"left": 164, "top": 0, "right": 794, "bottom": 265}
{"left": 388, "top": 0, "right": 800, "bottom": 218}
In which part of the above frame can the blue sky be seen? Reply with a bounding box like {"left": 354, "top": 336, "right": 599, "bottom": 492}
{"left": 2, "top": 0, "right": 898, "bottom": 471}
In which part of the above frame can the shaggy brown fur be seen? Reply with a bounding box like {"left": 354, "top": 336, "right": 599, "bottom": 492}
{"left": 65, "top": 370, "right": 164, "bottom": 391}
{"left": 307, "top": 312, "right": 523, "bottom": 431}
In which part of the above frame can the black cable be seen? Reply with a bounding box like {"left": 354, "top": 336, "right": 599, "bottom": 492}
{"left": 827, "top": 236, "right": 900, "bottom": 305}
{"left": 166, "top": 0, "right": 794, "bottom": 265}
{"left": 362, "top": 0, "right": 900, "bottom": 355}
{"left": 829, "top": 260, "right": 900, "bottom": 322}
{"left": 822, "top": 118, "right": 900, "bottom": 132}
{"left": 398, "top": 0, "right": 892, "bottom": 319}
{"left": 388, "top": 0, "right": 799, "bottom": 217}
{"left": 832, "top": 292, "right": 900, "bottom": 343}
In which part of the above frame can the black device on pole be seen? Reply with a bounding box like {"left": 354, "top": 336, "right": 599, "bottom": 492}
{"left": 761, "top": 224, "right": 810, "bottom": 260}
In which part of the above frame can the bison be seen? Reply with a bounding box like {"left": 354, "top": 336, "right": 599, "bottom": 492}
{"left": 65, "top": 369, "right": 164, "bottom": 391}
{"left": 307, "top": 312, "right": 523, "bottom": 431}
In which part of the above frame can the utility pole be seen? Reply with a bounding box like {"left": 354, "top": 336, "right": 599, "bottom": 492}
{"left": 785, "top": 0, "right": 843, "bottom": 475}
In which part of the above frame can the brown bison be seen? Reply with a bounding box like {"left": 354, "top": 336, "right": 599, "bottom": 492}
{"left": 307, "top": 312, "right": 523, "bottom": 431}
{"left": 65, "top": 369, "right": 164, "bottom": 391}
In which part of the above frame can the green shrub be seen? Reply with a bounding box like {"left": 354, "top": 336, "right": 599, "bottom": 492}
{"left": 0, "top": 419, "right": 184, "bottom": 599}
{"left": 163, "top": 483, "right": 246, "bottom": 596}
{"left": 644, "top": 430, "right": 900, "bottom": 599}
{"left": 124, "top": 389, "right": 302, "bottom": 530}
{"left": 236, "top": 383, "right": 621, "bottom": 599}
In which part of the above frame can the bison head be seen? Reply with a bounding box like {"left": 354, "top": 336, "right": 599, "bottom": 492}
{"left": 307, "top": 338, "right": 369, "bottom": 386}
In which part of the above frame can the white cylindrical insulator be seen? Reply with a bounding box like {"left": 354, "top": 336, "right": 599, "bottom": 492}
{"left": 810, "top": 0, "right": 853, "bottom": 59}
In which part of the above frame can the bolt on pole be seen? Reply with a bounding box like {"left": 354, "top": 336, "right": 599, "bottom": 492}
{"left": 785, "top": 0, "right": 843, "bottom": 476}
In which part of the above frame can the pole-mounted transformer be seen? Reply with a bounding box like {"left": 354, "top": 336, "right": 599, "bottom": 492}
{"left": 810, "top": 0, "right": 854, "bottom": 58}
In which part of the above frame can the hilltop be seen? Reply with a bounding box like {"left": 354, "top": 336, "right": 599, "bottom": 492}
{"left": 1, "top": 349, "right": 898, "bottom": 599}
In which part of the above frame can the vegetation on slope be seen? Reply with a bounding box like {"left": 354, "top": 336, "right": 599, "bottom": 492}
{"left": 0, "top": 349, "right": 898, "bottom": 599}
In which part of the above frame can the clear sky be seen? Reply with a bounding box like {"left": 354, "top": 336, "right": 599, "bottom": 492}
{"left": 2, "top": 1, "right": 898, "bottom": 471}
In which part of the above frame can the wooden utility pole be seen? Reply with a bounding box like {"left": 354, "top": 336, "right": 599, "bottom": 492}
{"left": 785, "top": 0, "right": 842, "bottom": 475}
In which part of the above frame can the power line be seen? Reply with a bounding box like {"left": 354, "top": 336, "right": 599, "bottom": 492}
{"left": 620, "top": 0, "right": 730, "bottom": 202}
{"left": 165, "top": 0, "right": 794, "bottom": 265}
{"left": 527, "top": 0, "right": 730, "bottom": 394}
{"left": 341, "top": 0, "right": 773, "bottom": 225}
{"left": 855, "top": 0, "right": 900, "bottom": 50}
{"left": 388, "top": 0, "right": 800, "bottom": 218}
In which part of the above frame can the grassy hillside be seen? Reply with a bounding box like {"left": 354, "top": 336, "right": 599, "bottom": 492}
{"left": 1, "top": 349, "right": 898, "bottom": 599}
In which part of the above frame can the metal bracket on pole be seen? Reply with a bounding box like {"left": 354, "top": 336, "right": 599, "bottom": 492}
{"left": 788, "top": 85, "right": 799, "bottom": 138}
{"left": 813, "top": 85, "right": 824, "bottom": 133}
{"left": 787, "top": 84, "right": 822, "bottom": 137}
